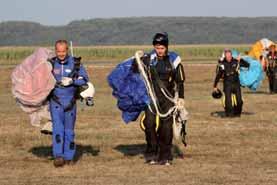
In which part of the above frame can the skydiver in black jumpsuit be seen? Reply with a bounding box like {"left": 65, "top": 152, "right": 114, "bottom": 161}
{"left": 213, "top": 49, "right": 249, "bottom": 117}
{"left": 143, "top": 33, "right": 186, "bottom": 165}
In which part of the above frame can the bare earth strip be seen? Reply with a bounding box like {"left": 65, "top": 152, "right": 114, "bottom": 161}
{"left": 0, "top": 62, "right": 276, "bottom": 185}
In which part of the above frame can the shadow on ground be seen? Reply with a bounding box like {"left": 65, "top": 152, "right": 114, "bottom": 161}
{"left": 114, "top": 144, "right": 145, "bottom": 156}
{"left": 210, "top": 111, "right": 255, "bottom": 118}
{"left": 114, "top": 144, "right": 186, "bottom": 159}
{"left": 29, "top": 144, "right": 100, "bottom": 161}
{"left": 244, "top": 91, "right": 270, "bottom": 95}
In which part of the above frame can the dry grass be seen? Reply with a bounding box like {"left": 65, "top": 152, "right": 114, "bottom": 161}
{"left": 0, "top": 62, "right": 277, "bottom": 185}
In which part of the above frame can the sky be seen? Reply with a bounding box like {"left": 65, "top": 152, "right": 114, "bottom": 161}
{"left": 1, "top": 0, "right": 277, "bottom": 25}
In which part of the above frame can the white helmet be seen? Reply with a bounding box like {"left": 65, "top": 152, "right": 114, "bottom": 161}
{"left": 79, "top": 82, "right": 95, "bottom": 106}
{"left": 80, "top": 82, "right": 95, "bottom": 99}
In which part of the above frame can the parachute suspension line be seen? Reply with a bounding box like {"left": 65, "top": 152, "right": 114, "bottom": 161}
{"left": 160, "top": 87, "right": 178, "bottom": 115}
{"left": 135, "top": 51, "right": 177, "bottom": 118}
{"left": 160, "top": 88, "right": 177, "bottom": 104}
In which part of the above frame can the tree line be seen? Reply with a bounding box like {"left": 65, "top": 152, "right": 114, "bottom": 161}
{"left": 0, "top": 17, "right": 277, "bottom": 46}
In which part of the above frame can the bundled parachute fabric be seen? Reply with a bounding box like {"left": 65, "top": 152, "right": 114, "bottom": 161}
{"left": 11, "top": 48, "right": 56, "bottom": 126}
{"left": 107, "top": 58, "right": 150, "bottom": 123}
{"left": 229, "top": 49, "right": 264, "bottom": 91}
{"left": 248, "top": 38, "right": 275, "bottom": 60}
{"left": 239, "top": 56, "right": 264, "bottom": 91}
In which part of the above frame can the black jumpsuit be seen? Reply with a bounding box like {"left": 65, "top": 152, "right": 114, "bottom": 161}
{"left": 266, "top": 51, "right": 277, "bottom": 93}
{"left": 214, "top": 58, "right": 249, "bottom": 117}
{"left": 143, "top": 55, "right": 185, "bottom": 162}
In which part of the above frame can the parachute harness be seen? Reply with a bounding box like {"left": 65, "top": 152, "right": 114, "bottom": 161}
{"left": 135, "top": 51, "right": 188, "bottom": 146}
{"left": 135, "top": 51, "right": 178, "bottom": 118}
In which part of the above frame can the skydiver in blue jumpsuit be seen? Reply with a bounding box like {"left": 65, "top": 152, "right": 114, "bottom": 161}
{"left": 49, "top": 40, "right": 89, "bottom": 167}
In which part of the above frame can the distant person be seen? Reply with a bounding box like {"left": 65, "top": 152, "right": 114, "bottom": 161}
{"left": 265, "top": 44, "right": 277, "bottom": 93}
{"left": 260, "top": 48, "right": 269, "bottom": 71}
{"left": 49, "top": 40, "right": 89, "bottom": 167}
{"left": 213, "top": 49, "right": 249, "bottom": 117}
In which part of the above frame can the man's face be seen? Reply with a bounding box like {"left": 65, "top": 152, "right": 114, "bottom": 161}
{"left": 55, "top": 43, "right": 68, "bottom": 61}
{"left": 225, "top": 51, "right": 232, "bottom": 62}
{"left": 154, "top": 44, "right": 167, "bottom": 57}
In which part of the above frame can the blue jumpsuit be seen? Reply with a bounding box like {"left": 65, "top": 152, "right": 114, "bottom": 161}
{"left": 50, "top": 56, "right": 89, "bottom": 160}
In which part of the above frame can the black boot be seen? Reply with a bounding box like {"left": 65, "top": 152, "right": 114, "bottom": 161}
{"left": 53, "top": 157, "right": 65, "bottom": 168}
{"left": 145, "top": 144, "right": 158, "bottom": 164}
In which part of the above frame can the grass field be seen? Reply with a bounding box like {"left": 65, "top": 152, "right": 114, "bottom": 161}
{"left": 0, "top": 45, "right": 251, "bottom": 65}
{"left": 0, "top": 47, "right": 277, "bottom": 185}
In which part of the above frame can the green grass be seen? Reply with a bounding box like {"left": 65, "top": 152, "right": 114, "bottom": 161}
{"left": 0, "top": 45, "right": 251, "bottom": 65}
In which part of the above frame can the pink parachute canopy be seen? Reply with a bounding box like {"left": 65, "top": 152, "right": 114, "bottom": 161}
{"left": 11, "top": 48, "right": 56, "bottom": 113}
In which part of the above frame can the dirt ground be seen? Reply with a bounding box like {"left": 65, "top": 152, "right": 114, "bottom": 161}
{"left": 0, "top": 63, "right": 276, "bottom": 185}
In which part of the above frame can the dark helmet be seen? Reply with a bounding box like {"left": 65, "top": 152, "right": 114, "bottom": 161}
{"left": 212, "top": 89, "right": 223, "bottom": 99}
{"left": 152, "top": 32, "right": 169, "bottom": 47}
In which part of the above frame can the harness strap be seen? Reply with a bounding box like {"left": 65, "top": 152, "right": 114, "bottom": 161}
{"left": 48, "top": 56, "right": 82, "bottom": 106}
{"left": 136, "top": 51, "right": 175, "bottom": 118}
{"left": 151, "top": 67, "right": 175, "bottom": 99}
{"left": 51, "top": 93, "right": 76, "bottom": 112}
{"left": 69, "top": 57, "right": 81, "bottom": 78}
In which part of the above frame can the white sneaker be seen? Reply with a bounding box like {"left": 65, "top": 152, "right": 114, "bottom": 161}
{"left": 159, "top": 160, "right": 172, "bottom": 166}
{"left": 148, "top": 160, "right": 158, "bottom": 165}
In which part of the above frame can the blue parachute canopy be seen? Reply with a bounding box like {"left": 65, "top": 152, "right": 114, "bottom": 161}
{"left": 107, "top": 58, "right": 150, "bottom": 123}
{"left": 231, "top": 49, "right": 240, "bottom": 58}
{"left": 231, "top": 50, "right": 264, "bottom": 91}
{"left": 239, "top": 56, "right": 264, "bottom": 91}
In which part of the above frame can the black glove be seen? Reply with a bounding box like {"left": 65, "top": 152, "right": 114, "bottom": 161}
{"left": 131, "top": 54, "right": 151, "bottom": 73}
{"left": 141, "top": 54, "right": 150, "bottom": 66}
{"left": 131, "top": 58, "right": 139, "bottom": 73}
{"left": 181, "top": 120, "right": 187, "bottom": 147}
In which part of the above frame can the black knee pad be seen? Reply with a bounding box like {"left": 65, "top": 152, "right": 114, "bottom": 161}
{"left": 55, "top": 135, "right": 61, "bottom": 143}
{"left": 70, "top": 142, "right": 75, "bottom": 150}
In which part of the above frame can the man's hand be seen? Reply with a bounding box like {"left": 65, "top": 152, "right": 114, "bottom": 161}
{"left": 213, "top": 87, "right": 218, "bottom": 92}
{"left": 61, "top": 77, "right": 73, "bottom": 86}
